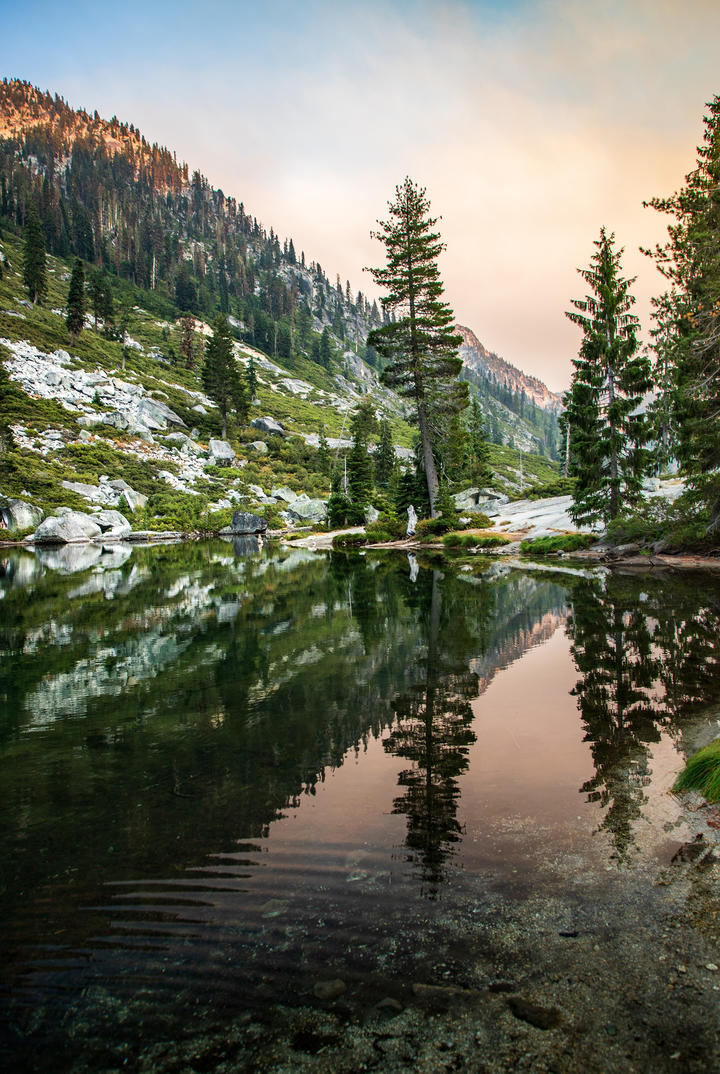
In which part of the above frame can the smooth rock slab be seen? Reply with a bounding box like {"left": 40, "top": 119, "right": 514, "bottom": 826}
{"left": 33, "top": 511, "right": 103, "bottom": 544}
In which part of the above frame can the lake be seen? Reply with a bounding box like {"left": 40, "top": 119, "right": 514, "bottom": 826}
{"left": 2, "top": 541, "right": 720, "bottom": 1073}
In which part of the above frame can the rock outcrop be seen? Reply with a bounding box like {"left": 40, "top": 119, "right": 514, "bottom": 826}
{"left": 0, "top": 497, "right": 43, "bottom": 533}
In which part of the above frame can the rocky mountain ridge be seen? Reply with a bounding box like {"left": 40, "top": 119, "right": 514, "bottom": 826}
{"left": 457, "top": 325, "right": 563, "bottom": 413}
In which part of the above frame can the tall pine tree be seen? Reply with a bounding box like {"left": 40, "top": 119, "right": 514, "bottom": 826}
{"left": 23, "top": 200, "right": 46, "bottom": 304}
{"left": 66, "top": 258, "right": 86, "bottom": 345}
{"left": 367, "top": 178, "right": 467, "bottom": 516}
{"left": 202, "top": 314, "right": 249, "bottom": 439}
{"left": 564, "top": 229, "right": 651, "bottom": 525}
{"left": 645, "top": 96, "right": 720, "bottom": 530}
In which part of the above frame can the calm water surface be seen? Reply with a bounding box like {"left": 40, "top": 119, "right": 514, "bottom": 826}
{"left": 1, "top": 541, "right": 719, "bottom": 1069}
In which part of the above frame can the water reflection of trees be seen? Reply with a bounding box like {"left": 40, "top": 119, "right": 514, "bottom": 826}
{"left": 568, "top": 573, "right": 720, "bottom": 861}
{"left": 383, "top": 569, "right": 492, "bottom": 892}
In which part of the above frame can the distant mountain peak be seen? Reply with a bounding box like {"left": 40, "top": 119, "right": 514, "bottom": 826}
{"left": 457, "top": 325, "right": 563, "bottom": 413}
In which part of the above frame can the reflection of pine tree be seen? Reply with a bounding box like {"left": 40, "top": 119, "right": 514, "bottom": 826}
{"left": 568, "top": 578, "right": 662, "bottom": 861}
{"left": 384, "top": 570, "right": 485, "bottom": 890}
{"left": 652, "top": 595, "right": 720, "bottom": 723}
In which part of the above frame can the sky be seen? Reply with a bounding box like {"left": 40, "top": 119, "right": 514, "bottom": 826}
{"left": 2, "top": 0, "right": 719, "bottom": 392}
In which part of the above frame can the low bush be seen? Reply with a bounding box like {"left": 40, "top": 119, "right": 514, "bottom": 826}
{"left": 519, "top": 533, "right": 596, "bottom": 555}
{"left": 457, "top": 511, "right": 493, "bottom": 529}
{"left": 332, "top": 532, "right": 366, "bottom": 550}
{"left": 443, "top": 532, "right": 512, "bottom": 550}
{"left": 365, "top": 515, "right": 406, "bottom": 543}
{"left": 415, "top": 516, "right": 454, "bottom": 539}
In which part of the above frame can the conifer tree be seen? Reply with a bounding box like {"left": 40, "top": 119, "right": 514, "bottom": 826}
{"left": 66, "top": 258, "right": 85, "bottom": 345}
{"left": 179, "top": 315, "right": 199, "bottom": 370}
{"left": 346, "top": 398, "right": 377, "bottom": 510}
{"left": 245, "top": 352, "right": 258, "bottom": 400}
{"left": 645, "top": 96, "right": 720, "bottom": 529}
{"left": 317, "top": 424, "right": 331, "bottom": 476}
{"left": 564, "top": 229, "right": 651, "bottom": 525}
{"left": 0, "top": 355, "right": 15, "bottom": 457}
{"left": 367, "top": 178, "right": 467, "bottom": 516}
{"left": 23, "top": 200, "right": 46, "bottom": 304}
{"left": 202, "top": 314, "right": 249, "bottom": 439}
{"left": 374, "top": 419, "right": 397, "bottom": 488}
{"left": 468, "top": 397, "right": 493, "bottom": 486}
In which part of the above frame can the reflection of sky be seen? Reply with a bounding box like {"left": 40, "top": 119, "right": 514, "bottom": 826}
{"left": 3, "top": 1, "right": 718, "bottom": 390}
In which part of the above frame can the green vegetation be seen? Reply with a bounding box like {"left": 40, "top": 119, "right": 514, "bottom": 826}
{"left": 443, "top": 532, "right": 511, "bottom": 550}
{"left": 519, "top": 533, "right": 596, "bottom": 555}
{"left": 673, "top": 740, "right": 720, "bottom": 803}
{"left": 564, "top": 228, "right": 651, "bottom": 525}
{"left": 646, "top": 96, "right": 720, "bottom": 533}
{"left": 368, "top": 178, "right": 467, "bottom": 516}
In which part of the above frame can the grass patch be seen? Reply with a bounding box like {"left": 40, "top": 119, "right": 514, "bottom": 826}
{"left": 673, "top": 740, "right": 720, "bottom": 803}
{"left": 519, "top": 533, "right": 596, "bottom": 555}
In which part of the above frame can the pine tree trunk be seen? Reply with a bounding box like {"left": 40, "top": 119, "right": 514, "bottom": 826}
{"left": 606, "top": 358, "right": 619, "bottom": 520}
{"left": 221, "top": 410, "right": 227, "bottom": 440}
{"left": 417, "top": 399, "right": 439, "bottom": 516}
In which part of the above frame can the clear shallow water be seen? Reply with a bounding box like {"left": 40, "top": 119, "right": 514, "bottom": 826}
{"left": 1, "top": 542, "right": 720, "bottom": 1070}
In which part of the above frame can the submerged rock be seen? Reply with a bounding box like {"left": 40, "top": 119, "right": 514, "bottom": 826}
{"left": 506, "top": 996, "right": 561, "bottom": 1030}
{"left": 313, "top": 979, "right": 346, "bottom": 1001}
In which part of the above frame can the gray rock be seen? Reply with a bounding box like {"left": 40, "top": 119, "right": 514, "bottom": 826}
{"left": 251, "top": 416, "right": 285, "bottom": 436}
{"left": 230, "top": 511, "right": 268, "bottom": 534}
{"left": 61, "top": 480, "right": 108, "bottom": 504}
{"left": 208, "top": 439, "right": 236, "bottom": 465}
{"left": 121, "top": 489, "right": 149, "bottom": 513}
{"left": 246, "top": 440, "right": 268, "bottom": 453}
{"left": 247, "top": 484, "right": 266, "bottom": 498}
{"left": 453, "top": 487, "right": 509, "bottom": 512}
{"left": 271, "top": 486, "right": 297, "bottom": 503}
{"left": 135, "top": 398, "right": 186, "bottom": 431}
{"left": 286, "top": 498, "right": 327, "bottom": 523}
{"left": 94, "top": 510, "right": 131, "bottom": 537}
{"left": 0, "top": 497, "right": 43, "bottom": 533}
{"left": 33, "top": 511, "right": 103, "bottom": 544}
{"left": 365, "top": 506, "right": 380, "bottom": 524}
{"left": 108, "top": 479, "right": 133, "bottom": 492}
{"left": 407, "top": 505, "right": 417, "bottom": 537}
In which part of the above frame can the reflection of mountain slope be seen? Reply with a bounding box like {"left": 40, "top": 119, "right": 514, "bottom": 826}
{"left": 469, "top": 578, "right": 567, "bottom": 697}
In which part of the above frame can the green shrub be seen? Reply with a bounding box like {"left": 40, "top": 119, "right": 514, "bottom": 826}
{"left": 365, "top": 515, "right": 406, "bottom": 542}
{"left": 443, "top": 532, "right": 511, "bottom": 550}
{"left": 332, "top": 532, "right": 366, "bottom": 550}
{"left": 604, "top": 495, "right": 719, "bottom": 554}
{"left": 521, "top": 476, "right": 576, "bottom": 500}
{"left": 457, "top": 511, "right": 493, "bottom": 529}
{"left": 519, "top": 533, "right": 596, "bottom": 555}
{"left": 415, "top": 516, "right": 454, "bottom": 539}
{"left": 673, "top": 739, "right": 720, "bottom": 803}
